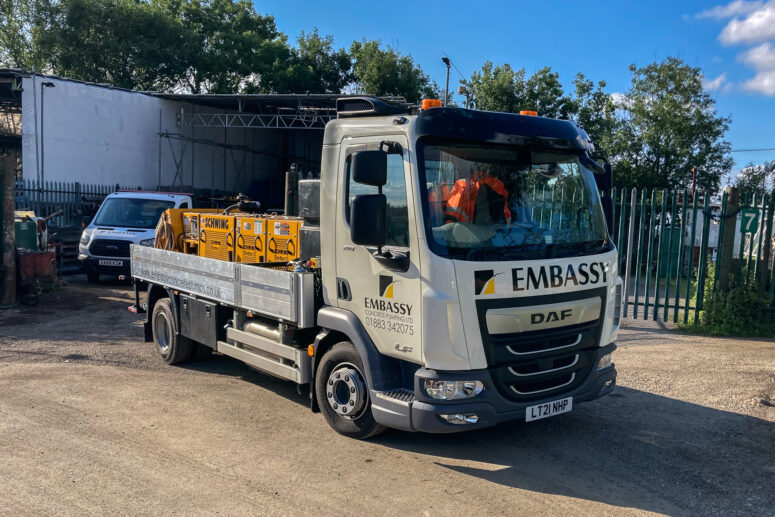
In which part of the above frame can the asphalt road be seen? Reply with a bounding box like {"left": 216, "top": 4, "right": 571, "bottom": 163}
{"left": 1, "top": 277, "right": 773, "bottom": 516}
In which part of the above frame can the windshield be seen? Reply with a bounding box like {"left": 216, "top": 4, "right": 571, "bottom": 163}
{"left": 418, "top": 140, "right": 609, "bottom": 261}
{"left": 93, "top": 198, "right": 174, "bottom": 229}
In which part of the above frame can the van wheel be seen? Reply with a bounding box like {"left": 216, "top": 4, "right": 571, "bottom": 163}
{"left": 152, "top": 298, "right": 192, "bottom": 365}
{"left": 315, "top": 342, "right": 386, "bottom": 439}
{"left": 87, "top": 271, "right": 100, "bottom": 283}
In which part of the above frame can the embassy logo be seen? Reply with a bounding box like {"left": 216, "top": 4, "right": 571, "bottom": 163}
{"left": 475, "top": 270, "right": 497, "bottom": 295}
{"left": 365, "top": 275, "right": 412, "bottom": 315}
{"left": 379, "top": 275, "right": 396, "bottom": 298}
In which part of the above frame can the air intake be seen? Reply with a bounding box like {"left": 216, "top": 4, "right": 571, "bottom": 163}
{"left": 336, "top": 97, "right": 409, "bottom": 118}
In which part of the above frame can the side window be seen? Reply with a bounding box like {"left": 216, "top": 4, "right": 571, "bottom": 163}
{"left": 346, "top": 151, "right": 409, "bottom": 248}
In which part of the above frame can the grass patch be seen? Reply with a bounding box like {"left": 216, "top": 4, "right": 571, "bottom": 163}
{"left": 679, "top": 264, "right": 775, "bottom": 337}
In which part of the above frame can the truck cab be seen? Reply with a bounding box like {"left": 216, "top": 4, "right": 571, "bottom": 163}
{"left": 79, "top": 191, "right": 192, "bottom": 282}
{"left": 315, "top": 99, "right": 619, "bottom": 433}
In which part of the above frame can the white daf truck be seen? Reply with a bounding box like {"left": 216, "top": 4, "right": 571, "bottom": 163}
{"left": 130, "top": 97, "right": 620, "bottom": 439}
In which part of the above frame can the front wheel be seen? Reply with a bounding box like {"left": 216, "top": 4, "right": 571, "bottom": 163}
{"left": 315, "top": 342, "right": 386, "bottom": 439}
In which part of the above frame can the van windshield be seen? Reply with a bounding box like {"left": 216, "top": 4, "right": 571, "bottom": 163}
{"left": 93, "top": 198, "right": 174, "bottom": 229}
{"left": 417, "top": 139, "right": 610, "bottom": 261}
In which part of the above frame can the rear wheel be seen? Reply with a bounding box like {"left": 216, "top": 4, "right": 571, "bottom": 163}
{"left": 86, "top": 270, "right": 100, "bottom": 283}
{"left": 152, "top": 298, "right": 192, "bottom": 365}
{"left": 315, "top": 342, "right": 386, "bottom": 439}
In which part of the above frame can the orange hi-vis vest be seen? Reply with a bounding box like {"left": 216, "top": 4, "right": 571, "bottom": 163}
{"left": 444, "top": 174, "right": 511, "bottom": 223}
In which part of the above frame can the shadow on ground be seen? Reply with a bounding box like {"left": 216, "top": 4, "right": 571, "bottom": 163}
{"left": 369, "top": 386, "right": 774, "bottom": 516}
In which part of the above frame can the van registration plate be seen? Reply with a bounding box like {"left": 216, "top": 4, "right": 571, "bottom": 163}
{"left": 98, "top": 259, "right": 123, "bottom": 267}
{"left": 525, "top": 397, "right": 572, "bottom": 422}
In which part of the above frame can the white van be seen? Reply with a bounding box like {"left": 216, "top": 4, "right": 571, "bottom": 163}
{"left": 78, "top": 191, "right": 192, "bottom": 282}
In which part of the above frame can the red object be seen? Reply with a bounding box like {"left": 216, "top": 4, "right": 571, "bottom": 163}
{"left": 16, "top": 249, "right": 57, "bottom": 287}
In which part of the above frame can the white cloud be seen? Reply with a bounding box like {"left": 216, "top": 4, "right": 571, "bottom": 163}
{"left": 610, "top": 92, "right": 627, "bottom": 108}
{"left": 719, "top": 1, "right": 775, "bottom": 45}
{"left": 703, "top": 72, "right": 728, "bottom": 91}
{"left": 738, "top": 43, "right": 775, "bottom": 94}
{"left": 740, "top": 42, "right": 775, "bottom": 68}
{"left": 696, "top": 0, "right": 764, "bottom": 19}
{"left": 742, "top": 70, "right": 775, "bottom": 94}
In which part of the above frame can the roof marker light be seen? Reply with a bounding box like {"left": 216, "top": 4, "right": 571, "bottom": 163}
{"left": 520, "top": 110, "right": 538, "bottom": 116}
{"left": 421, "top": 99, "right": 443, "bottom": 110}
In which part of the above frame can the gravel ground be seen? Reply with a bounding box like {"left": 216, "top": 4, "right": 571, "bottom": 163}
{"left": 0, "top": 277, "right": 773, "bottom": 516}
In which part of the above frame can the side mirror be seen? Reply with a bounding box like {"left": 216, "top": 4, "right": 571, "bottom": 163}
{"left": 601, "top": 195, "right": 614, "bottom": 235}
{"left": 351, "top": 150, "right": 387, "bottom": 186}
{"left": 350, "top": 194, "right": 386, "bottom": 246}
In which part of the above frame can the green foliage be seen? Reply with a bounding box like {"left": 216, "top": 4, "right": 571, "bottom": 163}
{"left": 277, "top": 29, "right": 353, "bottom": 94}
{"left": 0, "top": 0, "right": 54, "bottom": 71}
{"left": 0, "top": 4, "right": 737, "bottom": 190}
{"left": 735, "top": 161, "right": 775, "bottom": 197}
{"left": 612, "top": 58, "right": 734, "bottom": 191}
{"left": 464, "top": 61, "right": 572, "bottom": 118}
{"left": 681, "top": 264, "right": 775, "bottom": 337}
{"left": 176, "top": 0, "right": 288, "bottom": 93}
{"left": 349, "top": 39, "right": 440, "bottom": 104}
{"left": 464, "top": 57, "right": 733, "bottom": 192}
{"left": 41, "top": 0, "right": 192, "bottom": 91}
{"left": 570, "top": 74, "right": 618, "bottom": 158}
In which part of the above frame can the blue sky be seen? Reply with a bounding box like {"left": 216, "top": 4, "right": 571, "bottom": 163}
{"left": 257, "top": 0, "right": 775, "bottom": 173}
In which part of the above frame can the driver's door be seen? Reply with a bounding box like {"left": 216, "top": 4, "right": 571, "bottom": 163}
{"left": 334, "top": 136, "right": 423, "bottom": 364}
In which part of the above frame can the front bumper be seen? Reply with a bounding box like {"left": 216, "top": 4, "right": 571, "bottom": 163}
{"left": 79, "top": 255, "right": 131, "bottom": 276}
{"left": 371, "top": 343, "right": 616, "bottom": 433}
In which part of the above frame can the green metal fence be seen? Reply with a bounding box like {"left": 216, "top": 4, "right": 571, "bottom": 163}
{"left": 611, "top": 187, "right": 775, "bottom": 324}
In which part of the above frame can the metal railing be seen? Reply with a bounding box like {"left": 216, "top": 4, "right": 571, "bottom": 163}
{"left": 611, "top": 187, "right": 775, "bottom": 324}
{"left": 14, "top": 179, "right": 128, "bottom": 228}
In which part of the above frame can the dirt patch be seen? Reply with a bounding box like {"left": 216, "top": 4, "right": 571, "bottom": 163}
{"left": 1, "top": 277, "right": 773, "bottom": 516}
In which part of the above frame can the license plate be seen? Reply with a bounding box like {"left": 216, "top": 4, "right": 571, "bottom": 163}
{"left": 526, "top": 397, "right": 573, "bottom": 422}
{"left": 98, "top": 259, "right": 124, "bottom": 267}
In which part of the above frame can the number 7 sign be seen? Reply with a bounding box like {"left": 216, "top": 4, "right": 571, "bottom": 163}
{"left": 740, "top": 208, "right": 759, "bottom": 233}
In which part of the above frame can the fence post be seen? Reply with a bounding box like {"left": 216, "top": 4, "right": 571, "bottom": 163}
{"left": 75, "top": 182, "right": 82, "bottom": 219}
{"left": 694, "top": 192, "right": 712, "bottom": 323}
{"left": 1, "top": 154, "right": 16, "bottom": 307}
{"left": 717, "top": 186, "right": 738, "bottom": 294}
{"left": 623, "top": 188, "right": 637, "bottom": 317}
{"left": 759, "top": 194, "right": 774, "bottom": 291}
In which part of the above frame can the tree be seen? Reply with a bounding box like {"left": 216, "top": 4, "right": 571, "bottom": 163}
{"left": 0, "top": 0, "right": 54, "bottom": 71}
{"left": 37, "top": 0, "right": 192, "bottom": 91}
{"left": 735, "top": 161, "right": 775, "bottom": 195}
{"left": 276, "top": 29, "right": 352, "bottom": 94}
{"left": 612, "top": 57, "right": 733, "bottom": 191}
{"left": 464, "top": 61, "right": 572, "bottom": 117}
{"left": 570, "top": 73, "right": 617, "bottom": 157}
{"left": 177, "top": 0, "right": 289, "bottom": 93}
{"left": 349, "top": 40, "right": 439, "bottom": 104}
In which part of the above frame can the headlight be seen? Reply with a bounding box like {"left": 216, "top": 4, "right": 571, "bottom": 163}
{"left": 139, "top": 238, "right": 155, "bottom": 247}
{"left": 597, "top": 353, "right": 613, "bottom": 370}
{"left": 80, "top": 232, "right": 92, "bottom": 246}
{"left": 424, "top": 380, "right": 484, "bottom": 400}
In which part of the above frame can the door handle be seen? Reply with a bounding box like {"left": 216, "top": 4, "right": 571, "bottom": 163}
{"left": 337, "top": 278, "right": 352, "bottom": 301}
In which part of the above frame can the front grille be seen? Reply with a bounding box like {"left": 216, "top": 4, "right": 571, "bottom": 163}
{"left": 89, "top": 239, "right": 131, "bottom": 257}
{"left": 476, "top": 288, "right": 606, "bottom": 403}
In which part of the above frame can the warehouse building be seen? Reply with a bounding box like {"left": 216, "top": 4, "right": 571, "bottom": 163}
{"left": 0, "top": 69, "right": 341, "bottom": 211}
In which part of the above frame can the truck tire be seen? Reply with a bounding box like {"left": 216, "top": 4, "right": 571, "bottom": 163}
{"left": 87, "top": 271, "right": 100, "bottom": 283}
{"left": 152, "top": 298, "right": 192, "bottom": 365}
{"left": 315, "top": 341, "right": 386, "bottom": 439}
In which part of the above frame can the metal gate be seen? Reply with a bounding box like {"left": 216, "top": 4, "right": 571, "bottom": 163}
{"left": 610, "top": 187, "right": 775, "bottom": 323}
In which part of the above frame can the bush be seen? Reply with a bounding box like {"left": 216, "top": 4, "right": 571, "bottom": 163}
{"left": 681, "top": 264, "right": 775, "bottom": 337}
